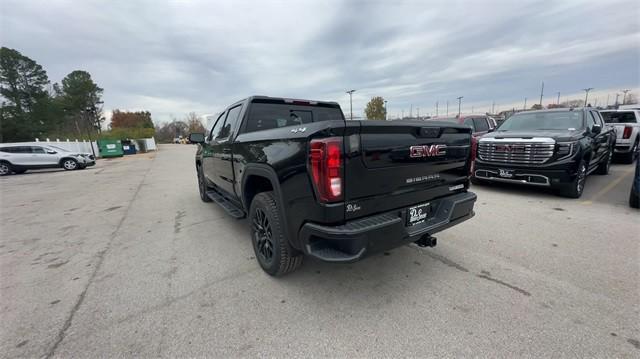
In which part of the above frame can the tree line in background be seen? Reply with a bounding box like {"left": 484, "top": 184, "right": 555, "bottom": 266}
{"left": 154, "top": 112, "right": 205, "bottom": 143}
{"left": 0, "top": 47, "right": 106, "bottom": 142}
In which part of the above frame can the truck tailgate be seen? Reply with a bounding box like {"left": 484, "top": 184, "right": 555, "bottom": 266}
{"left": 344, "top": 120, "right": 472, "bottom": 220}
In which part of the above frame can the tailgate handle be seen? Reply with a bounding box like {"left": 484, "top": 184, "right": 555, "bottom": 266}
{"left": 418, "top": 127, "right": 441, "bottom": 138}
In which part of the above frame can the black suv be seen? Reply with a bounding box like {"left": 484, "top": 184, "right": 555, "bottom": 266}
{"left": 190, "top": 96, "right": 477, "bottom": 276}
{"left": 473, "top": 108, "right": 614, "bottom": 198}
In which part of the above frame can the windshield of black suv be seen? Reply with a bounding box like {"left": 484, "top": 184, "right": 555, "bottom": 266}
{"left": 600, "top": 111, "right": 637, "bottom": 124}
{"left": 498, "top": 111, "right": 584, "bottom": 131}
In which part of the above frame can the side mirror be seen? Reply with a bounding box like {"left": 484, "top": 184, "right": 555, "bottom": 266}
{"left": 189, "top": 133, "right": 205, "bottom": 143}
{"left": 47, "top": 150, "right": 57, "bottom": 154}
{"left": 591, "top": 124, "right": 601, "bottom": 135}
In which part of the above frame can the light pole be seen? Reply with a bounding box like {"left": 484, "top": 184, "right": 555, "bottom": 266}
{"left": 456, "top": 96, "right": 463, "bottom": 116}
{"left": 583, "top": 88, "right": 593, "bottom": 106}
{"left": 384, "top": 100, "right": 388, "bottom": 120}
{"left": 539, "top": 81, "right": 544, "bottom": 107}
{"left": 417, "top": 107, "right": 420, "bottom": 120}
{"left": 346, "top": 89, "right": 356, "bottom": 120}
{"left": 622, "top": 89, "right": 630, "bottom": 105}
{"left": 557, "top": 92, "right": 561, "bottom": 105}
{"left": 523, "top": 97, "right": 527, "bottom": 110}
{"left": 436, "top": 101, "right": 439, "bottom": 117}
{"left": 446, "top": 100, "right": 449, "bottom": 116}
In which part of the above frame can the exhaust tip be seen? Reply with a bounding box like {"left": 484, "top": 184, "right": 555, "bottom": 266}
{"left": 414, "top": 235, "right": 437, "bottom": 248}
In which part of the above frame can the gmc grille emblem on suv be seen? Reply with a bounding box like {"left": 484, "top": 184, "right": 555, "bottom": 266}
{"left": 409, "top": 144, "right": 447, "bottom": 158}
{"left": 495, "top": 144, "right": 525, "bottom": 153}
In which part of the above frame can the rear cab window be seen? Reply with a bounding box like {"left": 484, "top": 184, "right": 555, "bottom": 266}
{"left": 243, "top": 100, "right": 343, "bottom": 133}
{"left": 601, "top": 111, "right": 638, "bottom": 124}
{"left": 473, "top": 117, "right": 489, "bottom": 132}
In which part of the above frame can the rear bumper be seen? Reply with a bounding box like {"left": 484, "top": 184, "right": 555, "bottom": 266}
{"left": 614, "top": 142, "right": 634, "bottom": 153}
{"left": 298, "top": 192, "right": 476, "bottom": 263}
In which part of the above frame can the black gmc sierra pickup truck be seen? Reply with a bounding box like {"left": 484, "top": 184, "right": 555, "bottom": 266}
{"left": 189, "top": 96, "right": 477, "bottom": 276}
{"left": 474, "top": 108, "right": 614, "bottom": 198}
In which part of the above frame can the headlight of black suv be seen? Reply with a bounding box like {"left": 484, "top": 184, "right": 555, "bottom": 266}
{"left": 556, "top": 142, "right": 576, "bottom": 160}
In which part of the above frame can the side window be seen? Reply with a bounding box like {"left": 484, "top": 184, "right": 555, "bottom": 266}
{"left": 463, "top": 118, "right": 475, "bottom": 131}
{"left": 31, "top": 146, "right": 45, "bottom": 154}
{"left": 594, "top": 112, "right": 604, "bottom": 127}
{"left": 13, "top": 146, "right": 31, "bottom": 153}
{"left": 216, "top": 105, "right": 242, "bottom": 141}
{"left": 209, "top": 113, "right": 225, "bottom": 141}
{"left": 473, "top": 117, "right": 489, "bottom": 132}
{"left": 0, "top": 147, "right": 14, "bottom": 153}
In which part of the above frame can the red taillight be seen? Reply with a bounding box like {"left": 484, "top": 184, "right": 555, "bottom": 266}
{"left": 623, "top": 126, "right": 632, "bottom": 139}
{"left": 310, "top": 137, "right": 343, "bottom": 202}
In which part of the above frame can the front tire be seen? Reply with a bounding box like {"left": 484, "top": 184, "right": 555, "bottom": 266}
{"left": 0, "top": 161, "right": 12, "bottom": 176}
{"left": 250, "top": 191, "right": 302, "bottom": 276}
{"left": 62, "top": 158, "right": 78, "bottom": 170}
{"left": 197, "top": 166, "right": 212, "bottom": 202}
{"left": 557, "top": 159, "right": 587, "bottom": 198}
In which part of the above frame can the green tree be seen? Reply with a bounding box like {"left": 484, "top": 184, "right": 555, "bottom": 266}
{"left": 364, "top": 96, "right": 386, "bottom": 120}
{"left": 60, "top": 70, "right": 104, "bottom": 137}
{"left": 0, "top": 47, "right": 51, "bottom": 141}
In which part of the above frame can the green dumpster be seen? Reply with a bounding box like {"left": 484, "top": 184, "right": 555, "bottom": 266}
{"left": 97, "top": 140, "right": 124, "bottom": 158}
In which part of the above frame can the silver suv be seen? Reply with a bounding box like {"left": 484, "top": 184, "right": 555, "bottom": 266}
{"left": 0, "top": 145, "right": 95, "bottom": 176}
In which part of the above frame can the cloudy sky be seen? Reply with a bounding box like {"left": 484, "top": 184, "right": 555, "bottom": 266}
{"left": 2, "top": 0, "right": 638, "bottom": 123}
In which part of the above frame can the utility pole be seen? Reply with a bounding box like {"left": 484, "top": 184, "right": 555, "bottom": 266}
{"left": 456, "top": 96, "right": 463, "bottom": 116}
{"left": 606, "top": 94, "right": 610, "bottom": 107}
{"left": 524, "top": 97, "right": 527, "bottom": 110}
{"left": 583, "top": 88, "right": 593, "bottom": 106}
{"left": 417, "top": 107, "right": 420, "bottom": 120}
{"left": 436, "top": 101, "right": 439, "bottom": 117}
{"left": 615, "top": 93, "right": 620, "bottom": 107}
{"left": 539, "top": 81, "right": 544, "bottom": 107}
{"left": 346, "top": 90, "right": 356, "bottom": 120}
{"left": 557, "top": 92, "right": 561, "bottom": 105}
{"left": 384, "top": 100, "right": 388, "bottom": 120}
{"left": 446, "top": 100, "right": 449, "bottom": 116}
{"left": 491, "top": 101, "right": 495, "bottom": 114}
{"left": 622, "top": 89, "right": 630, "bottom": 105}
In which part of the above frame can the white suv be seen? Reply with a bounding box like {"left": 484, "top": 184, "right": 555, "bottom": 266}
{"left": 0, "top": 145, "right": 95, "bottom": 176}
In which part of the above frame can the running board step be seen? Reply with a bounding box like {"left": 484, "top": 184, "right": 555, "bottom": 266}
{"left": 206, "top": 190, "right": 246, "bottom": 219}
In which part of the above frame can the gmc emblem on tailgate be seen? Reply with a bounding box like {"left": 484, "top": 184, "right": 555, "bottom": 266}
{"left": 409, "top": 144, "right": 447, "bottom": 158}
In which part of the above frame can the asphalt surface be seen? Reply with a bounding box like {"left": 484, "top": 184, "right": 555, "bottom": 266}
{"left": 1, "top": 144, "right": 638, "bottom": 358}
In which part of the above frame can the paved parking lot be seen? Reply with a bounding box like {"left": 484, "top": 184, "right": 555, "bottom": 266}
{"left": 1, "top": 144, "right": 638, "bottom": 358}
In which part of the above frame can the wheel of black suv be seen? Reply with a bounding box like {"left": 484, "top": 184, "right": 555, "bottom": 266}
{"left": 595, "top": 147, "right": 612, "bottom": 175}
{"left": 622, "top": 140, "right": 638, "bottom": 164}
{"left": 62, "top": 158, "right": 78, "bottom": 170}
{"left": 197, "top": 166, "right": 212, "bottom": 202}
{"left": 250, "top": 191, "right": 302, "bottom": 276}
{"left": 557, "top": 159, "right": 587, "bottom": 198}
{"left": 0, "top": 161, "right": 12, "bottom": 176}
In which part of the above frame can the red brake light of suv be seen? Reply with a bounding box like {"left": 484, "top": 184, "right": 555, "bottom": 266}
{"left": 310, "top": 137, "right": 343, "bottom": 202}
{"left": 623, "top": 126, "right": 632, "bottom": 139}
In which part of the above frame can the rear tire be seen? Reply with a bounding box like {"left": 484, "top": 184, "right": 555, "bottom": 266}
{"left": 557, "top": 159, "right": 587, "bottom": 198}
{"left": 62, "top": 158, "right": 78, "bottom": 170}
{"left": 630, "top": 189, "right": 640, "bottom": 209}
{"left": 197, "top": 166, "right": 212, "bottom": 202}
{"left": 622, "top": 140, "right": 638, "bottom": 164}
{"left": 595, "top": 147, "right": 612, "bottom": 175}
{"left": 250, "top": 191, "right": 302, "bottom": 276}
{"left": 0, "top": 161, "right": 12, "bottom": 176}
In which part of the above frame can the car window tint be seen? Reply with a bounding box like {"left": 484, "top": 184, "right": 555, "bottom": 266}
{"left": 209, "top": 113, "right": 225, "bottom": 141}
{"left": 245, "top": 103, "right": 343, "bottom": 133}
{"left": 0, "top": 147, "right": 15, "bottom": 153}
{"left": 473, "top": 117, "right": 489, "bottom": 132}
{"left": 463, "top": 118, "right": 475, "bottom": 131}
{"left": 216, "top": 105, "right": 243, "bottom": 140}
{"left": 31, "top": 146, "right": 46, "bottom": 154}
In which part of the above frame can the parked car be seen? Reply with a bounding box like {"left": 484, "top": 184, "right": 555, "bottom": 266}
{"left": 630, "top": 155, "right": 640, "bottom": 208}
{"left": 600, "top": 109, "right": 639, "bottom": 163}
{"left": 474, "top": 108, "right": 615, "bottom": 198}
{"left": 430, "top": 114, "right": 496, "bottom": 173}
{"left": 0, "top": 144, "right": 94, "bottom": 175}
{"left": 190, "top": 96, "right": 477, "bottom": 276}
